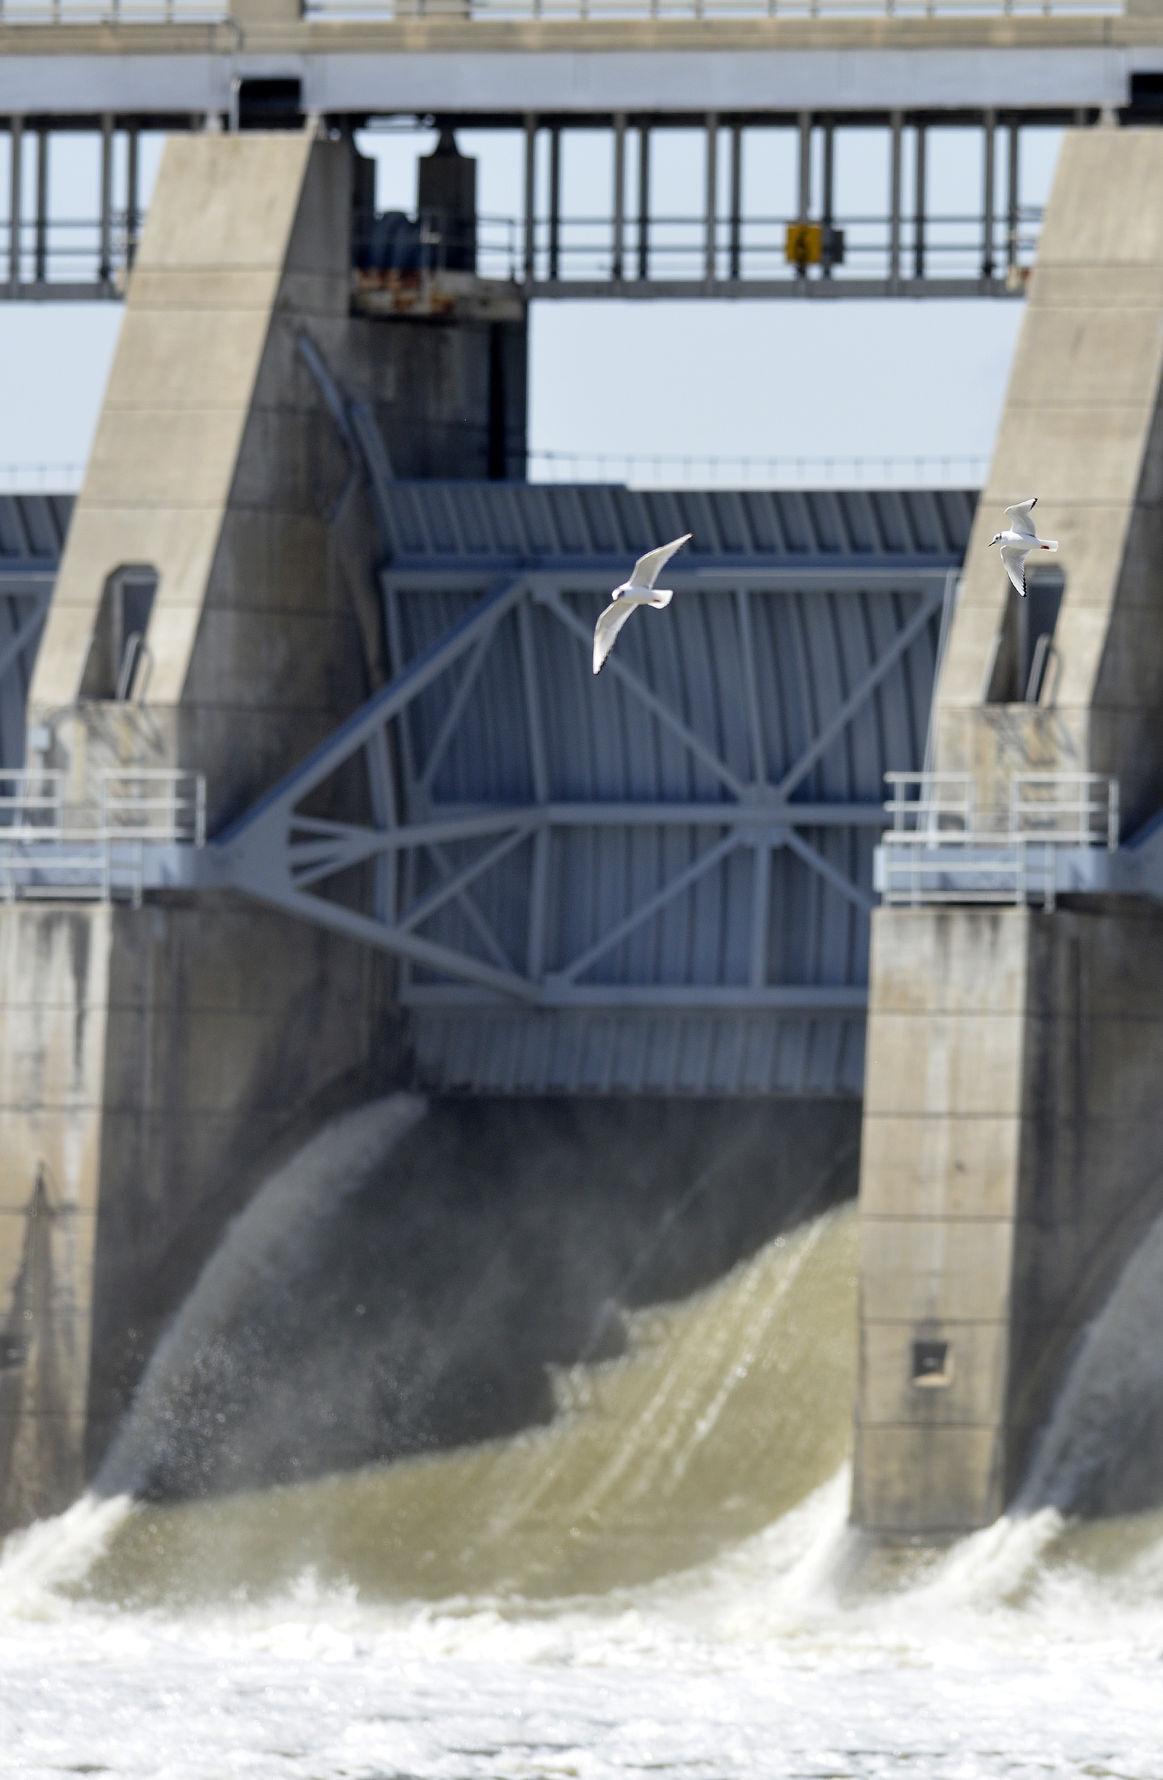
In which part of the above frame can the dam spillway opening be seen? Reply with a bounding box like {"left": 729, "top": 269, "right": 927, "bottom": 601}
{"left": 75, "top": 1092, "right": 860, "bottom": 1604}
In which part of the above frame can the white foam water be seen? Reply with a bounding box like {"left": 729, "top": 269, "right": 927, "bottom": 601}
{"left": 8, "top": 1127, "right": 1163, "bottom": 1775}
{"left": 4, "top": 1463, "right": 1163, "bottom": 1780}
{"left": 0, "top": 1491, "right": 135, "bottom": 1618}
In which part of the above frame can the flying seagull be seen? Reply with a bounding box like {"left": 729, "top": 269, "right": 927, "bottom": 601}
{"left": 989, "top": 498, "right": 1058, "bottom": 598}
{"left": 592, "top": 533, "right": 692, "bottom": 675}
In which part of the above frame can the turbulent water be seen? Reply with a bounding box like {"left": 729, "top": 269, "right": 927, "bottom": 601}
{"left": 4, "top": 1096, "right": 1163, "bottom": 1779}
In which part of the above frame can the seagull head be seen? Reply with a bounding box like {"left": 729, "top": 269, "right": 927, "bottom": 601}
{"left": 988, "top": 532, "right": 1002, "bottom": 547}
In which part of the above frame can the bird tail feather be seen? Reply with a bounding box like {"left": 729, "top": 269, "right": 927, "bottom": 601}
{"left": 648, "top": 588, "right": 674, "bottom": 609}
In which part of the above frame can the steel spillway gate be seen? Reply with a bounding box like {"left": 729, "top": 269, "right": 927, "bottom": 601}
{"left": 217, "top": 482, "right": 969, "bottom": 1096}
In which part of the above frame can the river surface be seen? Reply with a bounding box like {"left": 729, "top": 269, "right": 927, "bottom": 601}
{"left": 3, "top": 1101, "right": 1163, "bottom": 1779}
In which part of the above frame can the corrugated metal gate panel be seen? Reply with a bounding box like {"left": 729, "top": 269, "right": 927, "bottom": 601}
{"left": 381, "top": 482, "right": 975, "bottom": 1097}
{"left": 376, "top": 484, "right": 975, "bottom": 567}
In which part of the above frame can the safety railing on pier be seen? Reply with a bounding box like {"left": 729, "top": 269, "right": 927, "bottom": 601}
{"left": 879, "top": 770, "right": 1119, "bottom": 909}
{"left": 0, "top": 767, "right": 205, "bottom": 904}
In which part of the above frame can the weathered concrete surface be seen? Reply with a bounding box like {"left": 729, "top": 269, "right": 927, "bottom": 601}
{"left": 934, "top": 128, "right": 1163, "bottom": 831}
{"left": 0, "top": 901, "right": 393, "bottom": 1526}
{"left": 0, "top": 7, "right": 1158, "bottom": 58}
{"left": 0, "top": 909, "right": 107, "bottom": 1526}
{"left": 855, "top": 902, "right": 1163, "bottom": 1537}
{"left": 29, "top": 129, "right": 528, "bottom": 826}
{"left": 854, "top": 907, "right": 1030, "bottom": 1535}
{"left": 0, "top": 132, "right": 443, "bottom": 1529}
{"left": 854, "top": 128, "right": 1163, "bottom": 1538}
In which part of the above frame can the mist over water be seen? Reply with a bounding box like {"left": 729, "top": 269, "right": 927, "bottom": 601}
{"left": 6, "top": 1094, "right": 1163, "bottom": 1778}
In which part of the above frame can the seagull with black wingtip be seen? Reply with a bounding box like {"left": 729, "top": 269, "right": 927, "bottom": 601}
{"left": 989, "top": 498, "right": 1058, "bottom": 598}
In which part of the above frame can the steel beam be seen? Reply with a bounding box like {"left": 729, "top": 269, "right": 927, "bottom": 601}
{"left": 7, "top": 115, "right": 21, "bottom": 296}
{"left": 218, "top": 575, "right": 528, "bottom": 846}
{"left": 612, "top": 110, "right": 626, "bottom": 283}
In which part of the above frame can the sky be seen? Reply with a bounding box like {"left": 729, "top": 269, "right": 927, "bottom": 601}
{"left": 0, "top": 119, "right": 1055, "bottom": 487}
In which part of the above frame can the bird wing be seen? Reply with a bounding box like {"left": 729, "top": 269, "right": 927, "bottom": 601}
{"left": 628, "top": 533, "right": 692, "bottom": 591}
{"left": 593, "top": 595, "right": 646, "bottom": 674}
{"left": 1004, "top": 498, "right": 1038, "bottom": 538}
{"left": 1000, "top": 544, "right": 1027, "bottom": 598}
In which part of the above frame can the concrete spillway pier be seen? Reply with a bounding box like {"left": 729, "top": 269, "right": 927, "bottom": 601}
{"left": 0, "top": 127, "right": 529, "bottom": 1527}
{"left": 854, "top": 129, "right": 1163, "bottom": 1536}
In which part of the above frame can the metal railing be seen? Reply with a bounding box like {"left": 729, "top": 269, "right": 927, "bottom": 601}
{"left": 885, "top": 770, "right": 977, "bottom": 837}
{"left": 0, "top": 453, "right": 986, "bottom": 495}
{"left": 309, "top": 0, "right": 1122, "bottom": 18}
{"left": 0, "top": 462, "right": 84, "bottom": 493}
{"left": 879, "top": 769, "right": 1119, "bottom": 909}
{"left": 1009, "top": 770, "right": 1119, "bottom": 849}
{"left": 0, "top": 3, "right": 223, "bottom": 20}
{"left": 531, "top": 449, "right": 987, "bottom": 488}
{"left": 0, "top": 767, "right": 205, "bottom": 904}
{"left": 351, "top": 205, "right": 1043, "bottom": 293}
{"left": 0, "top": 0, "right": 1124, "bottom": 17}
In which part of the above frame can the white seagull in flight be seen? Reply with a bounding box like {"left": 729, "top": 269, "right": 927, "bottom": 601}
{"left": 989, "top": 498, "right": 1058, "bottom": 597}
{"left": 592, "top": 533, "right": 692, "bottom": 675}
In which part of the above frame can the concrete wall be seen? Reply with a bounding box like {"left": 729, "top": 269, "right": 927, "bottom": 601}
{"left": 0, "top": 909, "right": 107, "bottom": 1525}
{"left": 934, "top": 128, "right": 1163, "bottom": 832}
{"left": 28, "top": 129, "right": 356, "bottom": 825}
{"left": 854, "top": 129, "right": 1163, "bottom": 1537}
{"left": 29, "top": 131, "right": 528, "bottom": 826}
{"left": 855, "top": 902, "right": 1163, "bottom": 1536}
{"left": 0, "top": 131, "right": 428, "bottom": 1529}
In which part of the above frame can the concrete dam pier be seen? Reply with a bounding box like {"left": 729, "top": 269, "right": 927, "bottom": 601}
{"left": 0, "top": 126, "right": 521, "bottom": 1524}
{"left": 854, "top": 128, "right": 1163, "bottom": 1537}
{"left": 7, "top": 117, "right": 1163, "bottom": 1544}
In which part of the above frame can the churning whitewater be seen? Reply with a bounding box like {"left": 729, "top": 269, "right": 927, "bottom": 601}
{"left": 4, "top": 1095, "right": 1163, "bottom": 1779}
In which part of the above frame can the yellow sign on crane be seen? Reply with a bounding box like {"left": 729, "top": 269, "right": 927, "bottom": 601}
{"left": 786, "top": 222, "right": 824, "bottom": 268}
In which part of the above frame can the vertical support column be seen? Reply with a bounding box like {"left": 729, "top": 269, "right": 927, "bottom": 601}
{"left": 99, "top": 114, "right": 114, "bottom": 287}
{"left": 547, "top": 126, "right": 561, "bottom": 283}
{"left": 749, "top": 844, "right": 771, "bottom": 989}
{"left": 523, "top": 114, "right": 536, "bottom": 292}
{"left": 34, "top": 127, "right": 48, "bottom": 287}
{"left": 637, "top": 122, "right": 650, "bottom": 281}
{"left": 8, "top": 117, "right": 22, "bottom": 297}
{"left": 1006, "top": 118, "right": 1020, "bottom": 274}
{"left": 914, "top": 121, "right": 927, "bottom": 282}
{"left": 982, "top": 109, "right": 997, "bottom": 284}
{"left": 612, "top": 113, "right": 626, "bottom": 286}
{"left": 704, "top": 112, "right": 718, "bottom": 288}
{"left": 728, "top": 120, "right": 743, "bottom": 282}
{"left": 796, "top": 112, "right": 811, "bottom": 283}
{"left": 797, "top": 111, "right": 811, "bottom": 219}
{"left": 888, "top": 111, "right": 903, "bottom": 290}
{"left": 821, "top": 118, "right": 835, "bottom": 282}
{"left": 517, "top": 599, "right": 550, "bottom": 982}
{"left": 126, "top": 127, "right": 140, "bottom": 272}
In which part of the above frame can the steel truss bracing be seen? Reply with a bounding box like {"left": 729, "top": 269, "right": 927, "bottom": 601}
{"left": 0, "top": 494, "right": 68, "bottom": 767}
{"left": 0, "top": 578, "right": 50, "bottom": 762}
{"left": 217, "top": 560, "right": 949, "bottom": 1022}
